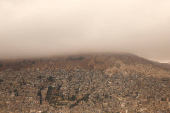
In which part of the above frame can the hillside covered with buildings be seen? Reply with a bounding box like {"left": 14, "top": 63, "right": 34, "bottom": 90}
{"left": 0, "top": 53, "right": 170, "bottom": 112}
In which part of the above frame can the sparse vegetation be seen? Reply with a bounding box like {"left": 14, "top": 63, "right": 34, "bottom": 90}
{"left": 37, "top": 75, "right": 42, "bottom": 79}
{"left": 67, "top": 57, "right": 85, "bottom": 61}
{"left": 0, "top": 63, "right": 3, "bottom": 67}
{"left": 47, "top": 76, "right": 54, "bottom": 82}
{"left": 104, "top": 94, "right": 109, "bottom": 98}
{"left": 70, "top": 95, "right": 76, "bottom": 101}
{"left": 70, "top": 94, "right": 90, "bottom": 108}
{"left": 0, "top": 79, "right": 3, "bottom": 83}
{"left": 23, "top": 60, "right": 26, "bottom": 63}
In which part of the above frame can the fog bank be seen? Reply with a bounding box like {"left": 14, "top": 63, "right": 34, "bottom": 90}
{"left": 0, "top": 0, "right": 170, "bottom": 62}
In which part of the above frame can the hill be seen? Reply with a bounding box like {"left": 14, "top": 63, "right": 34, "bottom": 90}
{"left": 0, "top": 53, "right": 170, "bottom": 77}
{"left": 0, "top": 52, "right": 170, "bottom": 70}
{"left": 0, "top": 53, "right": 170, "bottom": 112}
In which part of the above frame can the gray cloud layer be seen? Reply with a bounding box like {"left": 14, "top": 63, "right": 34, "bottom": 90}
{"left": 0, "top": 0, "right": 170, "bottom": 62}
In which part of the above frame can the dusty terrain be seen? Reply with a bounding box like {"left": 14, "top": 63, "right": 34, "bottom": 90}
{"left": 0, "top": 53, "right": 170, "bottom": 112}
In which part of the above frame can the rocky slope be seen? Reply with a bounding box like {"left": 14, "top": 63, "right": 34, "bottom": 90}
{"left": 0, "top": 53, "right": 170, "bottom": 112}
{"left": 1, "top": 53, "right": 170, "bottom": 71}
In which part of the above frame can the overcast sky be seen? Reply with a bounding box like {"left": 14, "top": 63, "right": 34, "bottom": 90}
{"left": 0, "top": 0, "right": 170, "bottom": 62}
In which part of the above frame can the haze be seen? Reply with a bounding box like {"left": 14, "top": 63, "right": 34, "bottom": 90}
{"left": 0, "top": 0, "right": 170, "bottom": 62}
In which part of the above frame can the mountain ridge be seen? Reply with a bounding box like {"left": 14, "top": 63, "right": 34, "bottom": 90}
{"left": 0, "top": 52, "right": 170, "bottom": 71}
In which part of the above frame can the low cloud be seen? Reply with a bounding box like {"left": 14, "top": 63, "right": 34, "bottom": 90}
{"left": 0, "top": 0, "right": 170, "bottom": 62}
